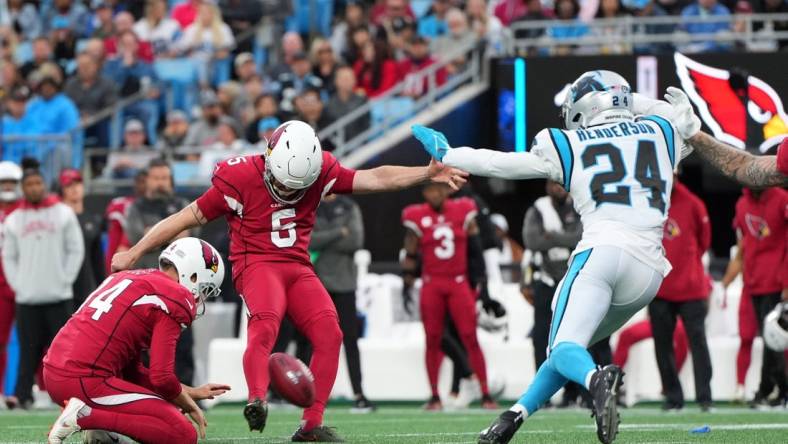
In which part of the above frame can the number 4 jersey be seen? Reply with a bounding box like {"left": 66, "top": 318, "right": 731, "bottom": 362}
{"left": 530, "top": 116, "right": 689, "bottom": 276}
{"left": 195, "top": 152, "right": 356, "bottom": 280}
{"left": 44, "top": 270, "right": 196, "bottom": 391}
{"left": 402, "top": 197, "right": 478, "bottom": 278}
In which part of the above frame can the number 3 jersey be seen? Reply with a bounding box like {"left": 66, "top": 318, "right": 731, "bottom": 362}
{"left": 402, "top": 197, "right": 478, "bottom": 278}
{"left": 44, "top": 270, "right": 196, "bottom": 398}
{"left": 195, "top": 152, "right": 356, "bottom": 280}
{"left": 530, "top": 116, "right": 688, "bottom": 276}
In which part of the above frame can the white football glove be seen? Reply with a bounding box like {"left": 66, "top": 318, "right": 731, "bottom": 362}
{"left": 664, "top": 87, "right": 701, "bottom": 140}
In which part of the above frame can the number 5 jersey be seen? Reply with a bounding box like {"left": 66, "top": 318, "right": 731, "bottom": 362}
{"left": 195, "top": 152, "right": 356, "bottom": 281}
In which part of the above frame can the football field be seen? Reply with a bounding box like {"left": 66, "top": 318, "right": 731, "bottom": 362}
{"left": 1, "top": 403, "right": 787, "bottom": 443}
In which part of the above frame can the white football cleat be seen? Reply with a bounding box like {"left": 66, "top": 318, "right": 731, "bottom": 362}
{"left": 455, "top": 377, "right": 482, "bottom": 409}
{"left": 49, "top": 397, "right": 89, "bottom": 444}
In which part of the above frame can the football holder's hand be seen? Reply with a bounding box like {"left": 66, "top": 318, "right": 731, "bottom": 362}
{"left": 664, "top": 87, "right": 701, "bottom": 140}
{"left": 412, "top": 125, "right": 452, "bottom": 162}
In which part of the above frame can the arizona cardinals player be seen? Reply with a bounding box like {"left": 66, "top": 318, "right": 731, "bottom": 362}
{"left": 103, "top": 170, "right": 147, "bottom": 274}
{"left": 0, "top": 161, "right": 21, "bottom": 402}
{"left": 111, "top": 120, "right": 467, "bottom": 441}
{"left": 660, "top": 88, "right": 787, "bottom": 187}
{"left": 401, "top": 183, "right": 496, "bottom": 410}
{"left": 44, "top": 237, "right": 229, "bottom": 444}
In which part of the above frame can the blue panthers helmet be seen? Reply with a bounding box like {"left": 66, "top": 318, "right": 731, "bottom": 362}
{"left": 561, "top": 70, "right": 634, "bottom": 130}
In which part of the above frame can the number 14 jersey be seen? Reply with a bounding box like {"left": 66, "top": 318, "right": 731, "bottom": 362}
{"left": 402, "top": 197, "right": 477, "bottom": 278}
{"left": 195, "top": 152, "right": 356, "bottom": 280}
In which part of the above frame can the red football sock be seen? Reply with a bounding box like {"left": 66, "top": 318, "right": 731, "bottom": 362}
{"left": 300, "top": 315, "right": 342, "bottom": 431}
{"left": 243, "top": 314, "right": 280, "bottom": 401}
{"left": 737, "top": 338, "right": 753, "bottom": 385}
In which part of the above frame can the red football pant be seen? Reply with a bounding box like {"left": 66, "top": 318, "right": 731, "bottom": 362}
{"left": 420, "top": 276, "right": 489, "bottom": 397}
{"left": 0, "top": 294, "right": 13, "bottom": 389}
{"left": 737, "top": 290, "right": 757, "bottom": 385}
{"left": 240, "top": 261, "right": 341, "bottom": 429}
{"left": 44, "top": 367, "right": 196, "bottom": 444}
{"left": 612, "top": 318, "right": 688, "bottom": 370}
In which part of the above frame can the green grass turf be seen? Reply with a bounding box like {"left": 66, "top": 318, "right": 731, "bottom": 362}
{"left": 1, "top": 403, "right": 786, "bottom": 443}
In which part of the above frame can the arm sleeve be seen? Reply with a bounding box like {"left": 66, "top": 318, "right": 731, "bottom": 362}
{"left": 1, "top": 221, "right": 19, "bottom": 291}
{"left": 62, "top": 210, "right": 85, "bottom": 284}
{"left": 194, "top": 185, "right": 233, "bottom": 221}
{"left": 442, "top": 147, "right": 562, "bottom": 182}
{"left": 322, "top": 152, "right": 357, "bottom": 195}
{"left": 147, "top": 311, "right": 184, "bottom": 401}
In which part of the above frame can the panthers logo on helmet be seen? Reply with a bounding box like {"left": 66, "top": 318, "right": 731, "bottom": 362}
{"left": 674, "top": 53, "right": 788, "bottom": 153}
{"left": 200, "top": 240, "right": 219, "bottom": 273}
{"left": 744, "top": 213, "right": 770, "bottom": 239}
{"left": 572, "top": 73, "right": 608, "bottom": 102}
{"left": 663, "top": 218, "right": 681, "bottom": 240}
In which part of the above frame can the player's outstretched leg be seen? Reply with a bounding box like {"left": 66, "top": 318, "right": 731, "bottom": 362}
{"left": 478, "top": 361, "right": 567, "bottom": 444}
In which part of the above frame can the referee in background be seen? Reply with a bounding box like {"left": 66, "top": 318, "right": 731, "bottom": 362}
{"left": 649, "top": 178, "right": 713, "bottom": 412}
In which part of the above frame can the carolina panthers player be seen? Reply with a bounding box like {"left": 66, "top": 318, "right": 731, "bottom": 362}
{"left": 413, "top": 71, "right": 694, "bottom": 444}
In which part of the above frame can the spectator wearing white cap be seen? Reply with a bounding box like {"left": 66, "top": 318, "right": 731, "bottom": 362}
{"left": 121, "top": 119, "right": 150, "bottom": 152}
{"left": 234, "top": 51, "right": 258, "bottom": 82}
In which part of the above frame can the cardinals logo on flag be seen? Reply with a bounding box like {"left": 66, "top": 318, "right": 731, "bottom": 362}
{"left": 674, "top": 53, "right": 788, "bottom": 153}
{"left": 200, "top": 240, "right": 219, "bottom": 273}
{"left": 744, "top": 213, "right": 770, "bottom": 240}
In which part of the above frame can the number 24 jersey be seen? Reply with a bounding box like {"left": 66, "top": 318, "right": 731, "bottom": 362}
{"left": 195, "top": 152, "right": 356, "bottom": 280}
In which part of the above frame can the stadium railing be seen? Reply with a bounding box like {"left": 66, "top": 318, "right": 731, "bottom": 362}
{"left": 507, "top": 13, "right": 788, "bottom": 54}
{"left": 318, "top": 38, "right": 486, "bottom": 159}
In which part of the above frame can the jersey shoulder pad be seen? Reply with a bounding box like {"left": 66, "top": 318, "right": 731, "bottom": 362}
{"left": 532, "top": 127, "right": 572, "bottom": 190}
{"left": 637, "top": 114, "right": 678, "bottom": 168}
{"left": 452, "top": 196, "right": 478, "bottom": 216}
{"left": 402, "top": 203, "right": 427, "bottom": 235}
{"left": 212, "top": 155, "right": 263, "bottom": 195}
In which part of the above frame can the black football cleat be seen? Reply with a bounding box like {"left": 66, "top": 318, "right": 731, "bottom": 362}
{"left": 243, "top": 398, "right": 269, "bottom": 433}
{"left": 478, "top": 410, "right": 524, "bottom": 444}
{"left": 292, "top": 425, "right": 345, "bottom": 442}
{"left": 588, "top": 364, "right": 624, "bottom": 444}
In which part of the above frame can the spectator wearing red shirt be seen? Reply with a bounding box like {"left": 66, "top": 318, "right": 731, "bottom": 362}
{"left": 648, "top": 179, "right": 713, "bottom": 411}
{"left": 353, "top": 39, "right": 399, "bottom": 98}
{"left": 103, "top": 11, "right": 155, "bottom": 63}
{"left": 0, "top": 162, "right": 21, "bottom": 401}
{"left": 397, "top": 36, "right": 446, "bottom": 98}
{"left": 172, "top": 0, "right": 201, "bottom": 28}
{"left": 371, "top": 0, "right": 416, "bottom": 26}
{"left": 494, "top": 0, "right": 529, "bottom": 26}
{"left": 723, "top": 187, "right": 788, "bottom": 407}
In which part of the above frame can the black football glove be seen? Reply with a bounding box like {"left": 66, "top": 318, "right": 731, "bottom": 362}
{"left": 402, "top": 284, "right": 414, "bottom": 315}
{"left": 479, "top": 284, "right": 507, "bottom": 318}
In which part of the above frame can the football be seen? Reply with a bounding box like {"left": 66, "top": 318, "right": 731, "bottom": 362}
{"left": 268, "top": 353, "right": 315, "bottom": 408}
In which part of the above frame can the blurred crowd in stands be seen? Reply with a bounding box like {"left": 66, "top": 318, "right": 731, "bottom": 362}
{"left": 0, "top": 0, "right": 786, "bottom": 182}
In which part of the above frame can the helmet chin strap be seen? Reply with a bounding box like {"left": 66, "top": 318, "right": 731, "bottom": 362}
{"left": 263, "top": 169, "right": 306, "bottom": 205}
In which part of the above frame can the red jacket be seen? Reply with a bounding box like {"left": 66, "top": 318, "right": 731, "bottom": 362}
{"left": 733, "top": 187, "right": 788, "bottom": 296}
{"left": 397, "top": 56, "right": 447, "bottom": 97}
{"left": 353, "top": 59, "right": 400, "bottom": 98}
{"left": 0, "top": 200, "right": 20, "bottom": 300}
{"left": 657, "top": 181, "right": 712, "bottom": 301}
{"left": 778, "top": 137, "right": 788, "bottom": 175}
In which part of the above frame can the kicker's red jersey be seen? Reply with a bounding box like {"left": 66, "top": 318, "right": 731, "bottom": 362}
{"left": 43, "top": 270, "right": 195, "bottom": 399}
{"left": 402, "top": 197, "right": 477, "bottom": 278}
{"left": 195, "top": 152, "right": 356, "bottom": 280}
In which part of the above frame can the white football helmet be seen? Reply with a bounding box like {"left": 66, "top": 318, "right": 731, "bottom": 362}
{"left": 159, "top": 237, "right": 224, "bottom": 315}
{"left": 763, "top": 302, "right": 788, "bottom": 351}
{"left": 263, "top": 120, "right": 323, "bottom": 204}
{"left": 561, "top": 70, "right": 634, "bottom": 130}
{"left": 477, "top": 300, "right": 509, "bottom": 334}
{"left": 0, "top": 161, "right": 22, "bottom": 202}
